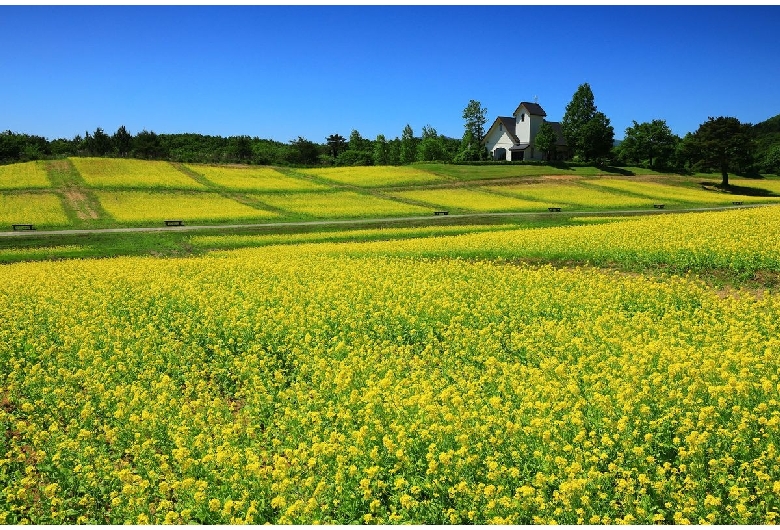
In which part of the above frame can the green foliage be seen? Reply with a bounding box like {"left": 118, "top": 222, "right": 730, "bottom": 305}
{"left": 689, "top": 116, "right": 753, "bottom": 186}
{"left": 112, "top": 126, "right": 132, "bottom": 157}
{"left": 617, "top": 119, "right": 679, "bottom": 170}
{"left": 400, "top": 124, "right": 417, "bottom": 165}
{"left": 534, "top": 122, "right": 558, "bottom": 161}
{"left": 561, "top": 83, "right": 614, "bottom": 163}
{"left": 287, "top": 136, "right": 321, "bottom": 166}
{"left": 326, "top": 133, "right": 347, "bottom": 158}
{"left": 372, "top": 134, "right": 390, "bottom": 166}
{"left": 461, "top": 100, "right": 488, "bottom": 161}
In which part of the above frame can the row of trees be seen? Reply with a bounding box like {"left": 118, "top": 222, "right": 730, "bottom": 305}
{"left": 558, "top": 82, "right": 779, "bottom": 182}
{"left": 2, "top": 89, "right": 778, "bottom": 180}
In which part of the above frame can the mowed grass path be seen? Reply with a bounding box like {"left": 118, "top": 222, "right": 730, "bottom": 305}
{"left": 1, "top": 159, "right": 779, "bottom": 230}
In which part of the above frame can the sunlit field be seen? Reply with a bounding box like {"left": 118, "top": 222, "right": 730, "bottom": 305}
{"left": 0, "top": 193, "right": 69, "bottom": 227}
{"left": 588, "top": 178, "right": 778, "bottom": 205}
{"left": 300, "top": 166, "right": 446, "bottom": 187}
{"left": 253, "top": 191, "right": 432, "bottom": 218}
{"left": 489, "top": 183, "right": 653, "bottom": 209}
{"left": 185, "top": 165, "right": 328, "bottom": 192}
{"left": 2, "top": 206, "right": 780, "bottom": 524}
{"left": 188, "top": 224, "right": 518, "bottom": 251}
{"left": 343, "top": 205, "right": 780, "bottom": 278}
{"left": 94, "top": 191, "right": 278, "bottom": 223}
{"left": 0, "top": 161, "right": 51, "bottom": 189}
{"left": 729, "top": 177, "right": 780, "bottom": 196}
{"left": 71, "top": 158, "right": 207, "bottom": 190}
{"left": 390, "top": 188, "right": 545, "bottom": 212}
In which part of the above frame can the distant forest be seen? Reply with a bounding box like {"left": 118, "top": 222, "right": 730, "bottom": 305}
{"left": 1, "top": 113, "right": 779, "bottom": 176}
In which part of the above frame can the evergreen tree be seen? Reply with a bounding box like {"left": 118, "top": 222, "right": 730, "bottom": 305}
{"left": 373, "top": 134, "right": 389, "bottom": 166}
{"left": 460, "top": 100, "right": 488, "bottom": 160}
{"left": 400, "top": 124, "right": 417, "bottom": 165}
{"left": 561, "top": 83, "right": 597, "bottom": 160}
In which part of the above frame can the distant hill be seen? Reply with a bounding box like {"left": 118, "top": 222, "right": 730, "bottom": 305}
{"left": 753, "top": 113, "right": 780, "bottom": 135}
{"left": 752, "top": 113, "right": 780, "bottom": 172}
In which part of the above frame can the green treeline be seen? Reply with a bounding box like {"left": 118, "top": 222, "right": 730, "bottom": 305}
{"left": 0, "top": 125, "right": 466, "bottom": 168}
{"left": 1, "top": 88, "right": 778, "bottom": 177}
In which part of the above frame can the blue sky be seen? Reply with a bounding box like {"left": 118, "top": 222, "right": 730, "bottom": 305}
{"left": 1, "top": 5, "right": 778, "bottom": 143}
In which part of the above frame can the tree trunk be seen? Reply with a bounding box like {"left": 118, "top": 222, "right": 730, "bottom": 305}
{"left": 721, "top": 163, "right": 729, "bottom": 188}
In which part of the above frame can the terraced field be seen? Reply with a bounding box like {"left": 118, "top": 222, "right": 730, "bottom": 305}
{"left": 0, "top": 159, "right": 778, "bottom": 232}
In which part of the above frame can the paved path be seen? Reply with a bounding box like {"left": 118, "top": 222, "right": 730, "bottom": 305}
{"left": 0, "top": 203, "right": 771, "bottom": 238}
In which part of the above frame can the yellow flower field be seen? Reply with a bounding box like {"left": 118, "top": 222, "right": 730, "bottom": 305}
{"left": 390, "top": 188, "right": 545, "bottom": 212}
{"left": 341, "top": 205, "right": 780, "bottom": 277}
{"left": 300, "top": 166, "right": 446, "bottom": 187}
{"left": 253, "top": 191, "right": 432, "bottom": 218}
{"left": 71, "top": 158, "right": 207, "bottom": 189}
{"left": 0, "top": 193, "right": 69, "bottom": 227}
{"left": 489, "top": 182, "right": 652, "bottom": 209}
{"left": 95, "top": 191, "right": 278, "bottom": 223}
{"left": 185, "top": 165, "right": 328, "bottom": 192}
{"left": 0, "top": 161, "right": 50, "bottom": 189}
{"left": 588, "top": 178, "right": 778, "bottom": 205}
{"left": 189, "top": 224, "right": 517, "bottom": 250}
{"left": 1, "top": 232, "right": 780, "bottom": 524}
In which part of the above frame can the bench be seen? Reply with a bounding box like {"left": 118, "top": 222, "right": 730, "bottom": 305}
{"left": 12, "top": 224, "right": 35, "bottom": 231}
{"left": 547, "top": 207, "right": 561, "bottom": 212}
{"left": 653, "top": 204, "right": 665, "bottom": 209}
{"left": 733, "top": 201, "right": 743, "bottom": 205}
{"left": 434, "top": 211, "right": 449, "bottom": 216}
{"left": 164, "top": 220, "right": 184, "bottom": 226}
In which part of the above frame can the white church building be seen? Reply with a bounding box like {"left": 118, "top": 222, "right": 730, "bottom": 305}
{"left": 482, "top": 101, "right": 567, "bottom": 161}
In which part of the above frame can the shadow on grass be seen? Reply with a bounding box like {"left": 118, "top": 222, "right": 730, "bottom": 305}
{"left": 601, "top": 166, "right": 635, "bottom": 176}
{"left": 701, "top": 181, "right": 780, "bottom": 197}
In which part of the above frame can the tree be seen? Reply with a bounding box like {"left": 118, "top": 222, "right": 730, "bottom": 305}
{"left": 534, "top": 122, "right": 558, "bottom": 161}
{"left": 373, "top": 134, "right": 389, "bottom": 166}
{"left": 287, "top": 136, "right": 321, "bottom": 166}
{"left": 763, "top": 144, "right": 780, "bottom": 175}
{"left": 561, "top": 83, "right": 598, "bottom": 160}
{"left": 90, "top": 127, "right": 112, "bottom": 156}
{"left": 690, "top": 116, "right": 753, "bottom": 187}
{"left": 461, "top": 100, "right": 488, "bottom": 160}
{"left": 400, "top": 124, "right": 417, "bottom": 165}
{"left": 618, "top": 119, "right": 679, "bottom": 170}
{"left": 580, "top": 112, "right": 615, "bottom": 164}
{"left": 326, "top": 133, "right": 346, "bottom": 158}
{"left": 113, "top": 125, "right": 132, "bottom": 157}
{"left": 337, "top": 129, "right": 373, "bottom": 166}
{"left": 132, "top": 130, "right": 165, "bottom": 159}
{"left": 416, "top": 125, "right": 445, "bottom": 162}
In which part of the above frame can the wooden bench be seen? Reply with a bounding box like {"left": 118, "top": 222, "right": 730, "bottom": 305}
{"left": 164, "top": 220, "right": 184, "bottom": 226}
{"left": 434, "top": 211, "right": 449, "bottom": 216}
{"left": 733, "top": 201, "right": 743, "bottom": 205}
{"left": 547, "top": 207, "right": 561, "bottom": 212}
{"left": 12, "top": 224, "right": 35, "bottom": 231}
{"left": 653, "top": 204, "right": 665, "bottom": 209}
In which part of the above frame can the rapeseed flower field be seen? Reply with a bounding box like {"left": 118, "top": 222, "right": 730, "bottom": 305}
{"left": 0, "top": 193, "right": 69, "bottom": 227}
{"left": 184, "top": 165, "right": 328, "bottom": 192}
{"left": 0, "top": 161, "right": 50, "bottom": 190}
{"left": 2, "top": 206, "right": 780, "bottom": 524}
{"left": 71, "top": 158, "right": 207, "bottom": 190}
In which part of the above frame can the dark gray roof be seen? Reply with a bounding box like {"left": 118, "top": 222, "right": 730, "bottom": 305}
{"left": 514, "top": 102, "right": 547, "bottom": 117}
{"left": 509, "top": 143, "right": 530, "bottom": 151}
{"left": 489, "top": 116, "right": 520, "bottom": 144}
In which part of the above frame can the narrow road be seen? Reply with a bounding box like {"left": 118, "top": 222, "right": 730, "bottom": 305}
{"left": 0, "top": 203, "right": 771, "bottom": 238}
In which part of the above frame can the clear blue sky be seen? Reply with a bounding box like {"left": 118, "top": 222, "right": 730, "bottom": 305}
{"left": 1, "top": 5, "right": 778, "bottom": 143}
